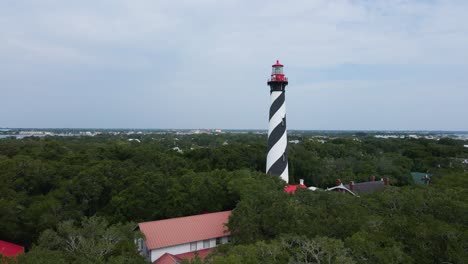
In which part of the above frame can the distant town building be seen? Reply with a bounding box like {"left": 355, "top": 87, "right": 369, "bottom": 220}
{"left": 346, "top": 176, "right": 389, "bottom": 193}
{"left": 19, "top": 131, "right": 49, "bottom": 136}
{"left": 136, "top": 211, "right": 231, "bottom": 263}
{"left": 327, "top": 176, "right": 390, "bottom": 196}
{"left": 374, "top": 135, "right": 400, "bottom": 139}
{"left": 327, "top": 179, "right": 357, "bottom": 196}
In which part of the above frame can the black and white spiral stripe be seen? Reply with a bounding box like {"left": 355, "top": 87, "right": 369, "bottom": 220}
{"left": 266, "top": 83, "right": 288, "bottom": 183}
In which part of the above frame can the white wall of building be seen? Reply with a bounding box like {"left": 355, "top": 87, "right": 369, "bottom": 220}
{"left": 151, "top": 243, "right": 190, "bottom": 262}
{"left": 149, "top": 236, "right": 230, "bottom": 262}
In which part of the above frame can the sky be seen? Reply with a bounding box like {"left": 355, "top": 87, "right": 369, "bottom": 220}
{"left": 1, "top": 0, "right": 467, "bottom": 130}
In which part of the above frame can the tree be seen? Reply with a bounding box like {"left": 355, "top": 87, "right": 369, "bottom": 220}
{"left": 208, "top": 236, "right": 355, "bottom": 264}
{"left": 20, "top": 216, "right": 146, "bottom": 264}
{"left": 281, "top": 235, "right": 355, "bottom": 264}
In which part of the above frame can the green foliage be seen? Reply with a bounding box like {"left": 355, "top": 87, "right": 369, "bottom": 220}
{"left": 221, "top": 180, "right": 468, "bottom": 263}
{"left": 18, "top": 216, "right": 146, "bottom": 264}
{"left": 15, "top": 247, "right": 68, "bottom": 264}
{"left": 208, "top": 236, "right": 354, "bottom": 264}
{"left": 0, "top": 134, "right": 467, "bottom": 263}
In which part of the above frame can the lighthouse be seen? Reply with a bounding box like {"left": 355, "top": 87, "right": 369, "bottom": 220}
{"left": 266, "top": 60, "right": 289, "bottom": 183}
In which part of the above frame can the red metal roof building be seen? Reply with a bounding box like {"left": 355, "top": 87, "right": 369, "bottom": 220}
{"left": 137, "top": 211, "right": 231, "bottom": 263}
{"left": 152, "top": 253, "right": 180, "bottom": 264}
{"left": 0, "top": 240, "right": 24, "bottom": 258}
{"left": 153, "top": 248, "right": 213, "bottom": 264}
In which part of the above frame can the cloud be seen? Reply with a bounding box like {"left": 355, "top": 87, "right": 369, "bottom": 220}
{"left": 0, "top": 0, "right": 467, "bottom": 129}
{"left": 2, "top": 0, "right": 467, "bottom": 66}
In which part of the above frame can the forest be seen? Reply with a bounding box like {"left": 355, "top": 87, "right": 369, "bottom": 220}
{"left": 0, "top": 132, "right": 467, "bottom": 263}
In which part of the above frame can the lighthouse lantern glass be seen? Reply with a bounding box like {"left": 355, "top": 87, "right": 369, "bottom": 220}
{"left": 272, "top": 66, "right": 283, "bottom": 75}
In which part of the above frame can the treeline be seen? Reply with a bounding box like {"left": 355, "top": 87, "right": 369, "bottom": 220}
{"left": 0, "top": 134, "right": 467, "bottom": 263}
{"left": 0, "top": 136, "right": 268, "bottom": 246}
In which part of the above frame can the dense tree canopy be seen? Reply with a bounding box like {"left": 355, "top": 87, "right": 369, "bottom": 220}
{"left": 0, "top": 133, "right": 467, "bottom": 263}
{"left": 222, "top": 180, "right": 467, "bottom": 263}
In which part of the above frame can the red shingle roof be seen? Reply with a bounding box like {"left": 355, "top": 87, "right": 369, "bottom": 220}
{"left": 174, "top": 248, "right": 213, "bottom": 261}
{"left": 153, "top": 248, "right": 214, "bottom": 264}
{"left": 139, "top": 211, "right": 231, "bottom": 250}
{"left": 152, "top": 253, "right": 180, "bottom": 264}
{"left": 0, "top": 240, "right": 24, "bottom": 257}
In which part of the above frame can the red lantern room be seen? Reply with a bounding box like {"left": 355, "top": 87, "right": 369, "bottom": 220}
{"left": 268, "top": 60, "right": 288, "bottom": 84}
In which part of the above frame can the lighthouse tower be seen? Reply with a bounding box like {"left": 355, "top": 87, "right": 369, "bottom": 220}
{"left": 266, "top": 60, "right": 289, "bottom": 183}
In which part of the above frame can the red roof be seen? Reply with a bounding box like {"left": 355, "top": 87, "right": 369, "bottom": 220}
{"left": 139, "top": 211, "right": 231, "bottom": 250}
{"left": 284, "top": 184, "right": 307, "bottom": 193}
{"left": 153, "top": 248, "right": 214, "bottom": 264}
{"left": 174, "top": 248, "right": 213, "bottom": 261}
{"left": 272, "top": 60, "right": 283, "bottom": 67}
{"left": 153, "top": 253, "right": 180, "bottom": 264}
{"left": 0, "top": 240, "right": 24, "bottom": 257}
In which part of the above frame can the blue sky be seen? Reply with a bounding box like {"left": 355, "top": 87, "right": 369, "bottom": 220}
{"left": 1, "top": 0, "right": 467, "bottom": 130}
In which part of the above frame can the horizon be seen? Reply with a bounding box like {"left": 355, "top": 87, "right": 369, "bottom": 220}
{"left": 2, "top": 127, "right": 468, "bottom": 133}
